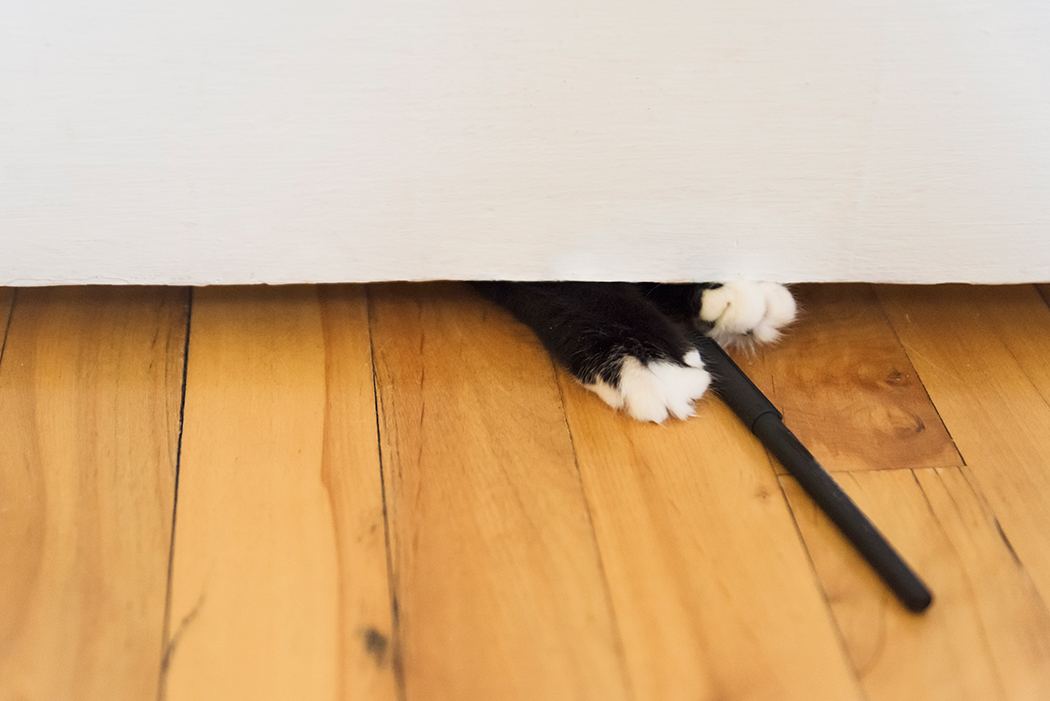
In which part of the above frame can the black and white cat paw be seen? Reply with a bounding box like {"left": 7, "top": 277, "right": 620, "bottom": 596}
{"left": 698, "top": 281, "right": 796, "bottom": 345}
{"left": 584, "top": 349, "right": 711, "bottom": 423}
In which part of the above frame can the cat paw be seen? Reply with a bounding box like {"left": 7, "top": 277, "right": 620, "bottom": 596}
{"left": 584, "top": 349, "right": 711, "bottom": 423}
{"left": 698, "top": 281, "right": 796, "bottom": 345}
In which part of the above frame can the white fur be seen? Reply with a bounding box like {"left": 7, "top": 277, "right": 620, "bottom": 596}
{"left": 585, "top": 349, "right": 710, "bottom": 423}
{"left": 700, "top": 281, "right": 796, "bottom": 345}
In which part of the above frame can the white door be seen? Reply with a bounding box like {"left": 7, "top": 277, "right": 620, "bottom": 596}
{"left": 2, "top": 0, "right": 1049, "bottom": 285}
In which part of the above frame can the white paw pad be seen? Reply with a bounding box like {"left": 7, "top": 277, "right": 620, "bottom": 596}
{"left": 585, "top": 349, "right": 711, "bottom": 423}
{"left": 699, "top": 281, "right": 796, "bottom": 344}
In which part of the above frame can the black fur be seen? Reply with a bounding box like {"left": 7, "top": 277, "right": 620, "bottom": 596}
{"left": 472, "top": 282, "right": 721, "bottom": 390}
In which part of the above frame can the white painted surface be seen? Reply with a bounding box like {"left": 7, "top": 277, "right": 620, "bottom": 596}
{"left": 2, "top": 0, "right": 1049, "bottom": 285}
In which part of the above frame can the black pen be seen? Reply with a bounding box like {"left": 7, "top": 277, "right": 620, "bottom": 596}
{"left": 695, "top": 334, "right": 933, "bottom": 613}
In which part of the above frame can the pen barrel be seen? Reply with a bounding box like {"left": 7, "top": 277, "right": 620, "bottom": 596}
{"left": 752, "top": 414, "right": 932, "bottom": 612}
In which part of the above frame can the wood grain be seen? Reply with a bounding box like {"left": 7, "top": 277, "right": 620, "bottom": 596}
{"left": 163, "top": 285, "right": 396, "bottom": 701}
{"left": 369, "top": 282, "right": 630, "bottom": 701}
{"left": 782, "top": 468, "right": 1050, "bottom": 700}
{"left": 729, "top": 284, "right": 960, "bottom": 472}
{"left": 556, "top": 355, "right": 863, "bottom": 700}
{"left": 0, "top": 287, "right": 187, "bottom": 701}
{"left": 877, "top": 285, "right": 1050, "bottom": 605}
{"left": 914, "top": 468, "right": 1050, "bottom": 700}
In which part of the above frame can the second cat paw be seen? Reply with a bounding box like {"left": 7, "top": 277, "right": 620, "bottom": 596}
{"left": 698, "top": 281, "right": 796, "bottom": 345}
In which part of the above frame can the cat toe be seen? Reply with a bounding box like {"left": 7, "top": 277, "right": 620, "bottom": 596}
{"left": 699, "top": 281, "right": 796, "bottom": 345}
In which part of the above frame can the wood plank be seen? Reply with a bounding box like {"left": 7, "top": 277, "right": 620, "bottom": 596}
{"left": 782, "top": 468, "right": 1050, "bottom": 700}
{"left": 877, "top": 285, "right": 1050, "bottom": 604}
{"left": 556, "top": 354, "right": 864, "bottom": 699}
{"left": 163, "top": 285, "right": 396, "bottom": 701}
{"left": 318, "top": 285, "right": 401, "bottom": 701}
{"left": 728, "top": 284, "right": 960, "bottom": 472}
{"left": 979, "top": 286, "right": 1050, "bottom": 407}
{"left": 369, "top": 282, "right": 630, "bottom": 701}
{"left": 0, "top": 287, "right": 187, "bottom": 701}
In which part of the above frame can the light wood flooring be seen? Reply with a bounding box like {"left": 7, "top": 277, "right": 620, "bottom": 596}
{"left": 3, "top": 282, "right": 1050, "bottom": 701}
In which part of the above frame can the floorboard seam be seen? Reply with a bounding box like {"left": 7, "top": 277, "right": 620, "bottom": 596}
{"left": 0, "top": 288, "right": 17, "bottom": 369}
{"left": 156, "top": 286, "right": 194, "bottom": 701}
{"left": 366, "top": 286, "right": 408, "bottom": 701}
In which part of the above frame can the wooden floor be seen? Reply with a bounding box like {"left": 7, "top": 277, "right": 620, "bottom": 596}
{"left": 3, "top": 282, "right": 1050, "bottom": 701}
